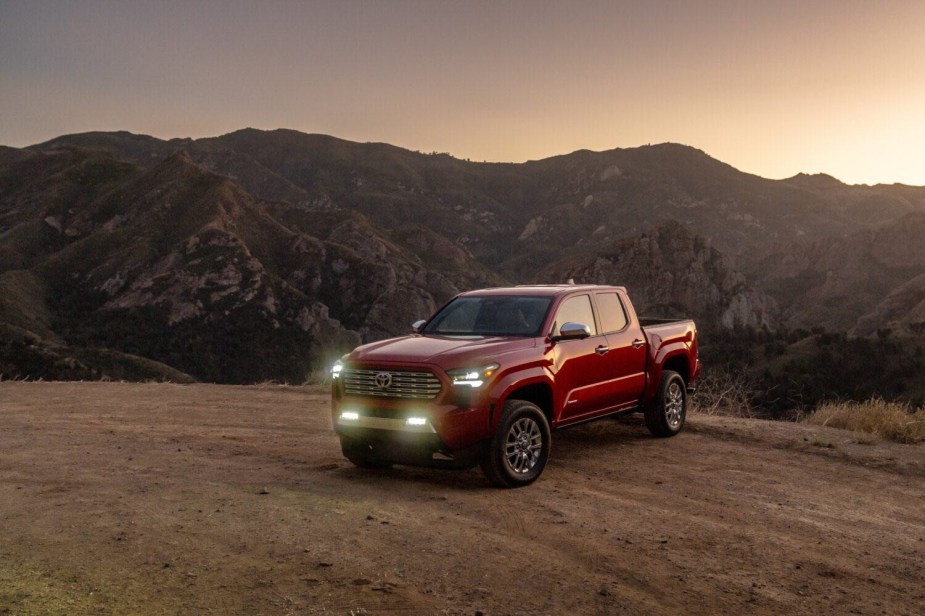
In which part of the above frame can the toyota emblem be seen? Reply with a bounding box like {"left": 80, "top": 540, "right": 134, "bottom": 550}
{"left": 374, "top": 372, "right": 392, "bottom": 389}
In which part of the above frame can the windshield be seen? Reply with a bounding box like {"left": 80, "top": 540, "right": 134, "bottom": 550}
{"left": 423, "top": 295, "right": 552, "bottom": 337}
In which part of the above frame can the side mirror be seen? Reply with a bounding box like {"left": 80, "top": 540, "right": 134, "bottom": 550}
{"left": 411, "top": 319, "right": 427, "bottom": 334}
{"left": 552, "top": 322, "right": 591, "bottom": 341}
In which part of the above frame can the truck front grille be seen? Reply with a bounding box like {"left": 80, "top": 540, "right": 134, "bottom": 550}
{"left": 342, "top": 368, "right": 442, "bottom": 400}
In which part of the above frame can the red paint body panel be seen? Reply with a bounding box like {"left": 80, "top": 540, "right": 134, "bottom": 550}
{"left": 331, "top": 285, "right": 700, "bottom": 460}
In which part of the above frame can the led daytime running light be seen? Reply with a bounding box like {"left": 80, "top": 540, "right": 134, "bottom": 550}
{"left": 448, "top": 363, "right": 499, "bottom": 388}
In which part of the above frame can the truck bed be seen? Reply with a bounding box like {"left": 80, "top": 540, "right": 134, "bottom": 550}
{"left": 639, "top": 317, "right": 699, "bottom": 394}
{"left": 638, "top": 317, "right": 693, "bottom": 327}
{"left": 639, "top": 317, "right": 697, "bottom": 343}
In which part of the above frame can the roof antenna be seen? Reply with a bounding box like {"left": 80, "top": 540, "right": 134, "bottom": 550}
{"left": 567, "top": 278, "right": 576, "bottom": 285}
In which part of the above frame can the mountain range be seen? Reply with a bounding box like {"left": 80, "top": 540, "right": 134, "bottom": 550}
{"left": 1, "top": 128, "right": 923, "bottom": 384}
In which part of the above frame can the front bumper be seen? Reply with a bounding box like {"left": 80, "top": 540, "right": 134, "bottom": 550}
{"left": 336, "top": 420, "right": 444, "bottom": 465}
{"left": 334, "top": 416, "right": 485, "bottom": 469}
{"left": 332, "top": 396, "right": 490, "bottom": 468}
{"left": 331, "top": 361, "right": 495, "bottom": 467}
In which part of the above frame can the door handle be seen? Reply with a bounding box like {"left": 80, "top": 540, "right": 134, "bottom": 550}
{"left": 595, "top": 345, "right": 609, "bottom": 355}
{"left": 632, "top": 339, "right": 645, "bottom": 349}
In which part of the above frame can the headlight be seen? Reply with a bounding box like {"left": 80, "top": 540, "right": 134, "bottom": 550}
{"left": 331, "top": 360, "right": 344, "bottom": 379}
{"left": 447, "top": 363, "right": 499, "bottom": 388}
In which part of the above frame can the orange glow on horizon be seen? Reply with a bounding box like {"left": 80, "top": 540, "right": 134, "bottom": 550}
{"left": 1, "top": 1, "right": 924, "bottom": 186}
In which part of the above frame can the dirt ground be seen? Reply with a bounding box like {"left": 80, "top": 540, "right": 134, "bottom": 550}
{"left": 1, "top": 382, "right": 923, "bottom": 615}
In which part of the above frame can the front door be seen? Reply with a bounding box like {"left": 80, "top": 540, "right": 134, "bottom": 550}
{"left": 550, "top": 294, "right": 615, "bottom": 422}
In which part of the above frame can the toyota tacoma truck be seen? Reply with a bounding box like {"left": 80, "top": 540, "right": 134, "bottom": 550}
{"left": 331, "top": 284, "right": 701, "bottom": 487}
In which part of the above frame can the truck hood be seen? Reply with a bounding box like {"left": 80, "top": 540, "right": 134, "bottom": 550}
{"left": 347, "top": 335, "right": 537, "bottom": 369}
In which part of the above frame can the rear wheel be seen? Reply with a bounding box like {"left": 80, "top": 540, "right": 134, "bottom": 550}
{"left": 645, "top": 370, "right": 687, "bottom": 437}
{"left": 480, "top": 400, "right": 551, "bottom": 488}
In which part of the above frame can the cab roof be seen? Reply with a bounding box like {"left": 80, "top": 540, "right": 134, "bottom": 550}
{"left": 458, "top": 284, "right": 627, "bottom": 298}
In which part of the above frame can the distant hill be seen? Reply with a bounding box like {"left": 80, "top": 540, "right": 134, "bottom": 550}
{"left": 2, "top": 129, "right": 924, "bottom": 383}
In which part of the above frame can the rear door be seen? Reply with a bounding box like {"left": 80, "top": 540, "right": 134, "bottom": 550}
{"left": 595, "top": 290, "right": 647, "bottom": 407}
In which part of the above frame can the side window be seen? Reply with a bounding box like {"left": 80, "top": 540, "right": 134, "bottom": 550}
{"left": 596, "top": 293, "right": 628, "bottom": 333}
{"left": 554, "top": 295, "right": 597, "bottom": 336}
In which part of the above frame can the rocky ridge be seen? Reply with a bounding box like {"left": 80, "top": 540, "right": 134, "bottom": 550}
{"left": 1, "top": 129, "right": 924, "bottom": 382}
{"left": 541, "top": 222, "right": 780, "bottom": 328}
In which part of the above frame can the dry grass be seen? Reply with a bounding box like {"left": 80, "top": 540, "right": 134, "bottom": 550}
{"left": 688, "top": 368, "right": 757, "bottom": 418}
{"left": 303, "top": 367, "right": 334, "bottom": 386}
{"left": 805, "top": 398, "right": 925, "bottom": 444}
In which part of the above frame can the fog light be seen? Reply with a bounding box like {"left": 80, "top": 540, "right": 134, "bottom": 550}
{"left": 406, "top": 417, "right": 427, "bottom": 426}
{"left": 340, "top": 411, "right": 360, "bottom": 421}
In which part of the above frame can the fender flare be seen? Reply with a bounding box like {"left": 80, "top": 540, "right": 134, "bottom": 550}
{"left": 486, "top": 366, "right": 555, "bottom": 431}
{"left": 646, "top": 343, "right": 692, "bottom": 400}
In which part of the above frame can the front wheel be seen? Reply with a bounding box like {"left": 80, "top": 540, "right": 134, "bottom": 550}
{"left": 480, "top": 400, "right": 551, "bottom": 488}
{"left": 645, "top": 370, "right": 687, "bottom": 438}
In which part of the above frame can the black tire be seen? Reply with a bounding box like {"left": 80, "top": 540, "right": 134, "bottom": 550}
{"left": 340, "top": 437, "right": 392, "bottom": 469}
{"left": 645, "top": 370, "right": 687, "bottom": 438}
{"left": 480, "top": 400, "right": 551, "bottom": 488}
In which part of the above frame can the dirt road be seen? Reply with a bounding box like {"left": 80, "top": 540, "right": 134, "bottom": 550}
{"left": 1, "top": 382, "right": 923, "bottom": 615}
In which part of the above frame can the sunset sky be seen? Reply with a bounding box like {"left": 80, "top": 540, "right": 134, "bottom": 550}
{"left": 2, "top": 0, "right": 924, "bottom": 185}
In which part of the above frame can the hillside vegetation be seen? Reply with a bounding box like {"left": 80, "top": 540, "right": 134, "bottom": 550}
{"left": 1, "top": 129, "right": 924, "bottom": 413}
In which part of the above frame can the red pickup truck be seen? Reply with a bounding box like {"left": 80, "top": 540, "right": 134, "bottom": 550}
{"left": 331, "top": 284, "right": 701, "bottom": 487}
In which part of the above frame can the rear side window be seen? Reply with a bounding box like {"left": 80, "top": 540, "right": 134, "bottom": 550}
{"left": 554, "top": 295, "right": 597, "bottom": 336}
{"left": 596, "top": 293, "right": 628, "bottom": 333}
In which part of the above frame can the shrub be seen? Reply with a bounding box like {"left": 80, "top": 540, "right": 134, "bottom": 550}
{"left": 688, "top": 367, "right": 757, "bottom": 418}
{"left": 804, "top": 399, "right": 925, "bottom": 444}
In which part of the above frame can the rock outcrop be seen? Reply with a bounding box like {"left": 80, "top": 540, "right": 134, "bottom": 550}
{"left": 541, "top": 222, "right": 780, "bottom": 328}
